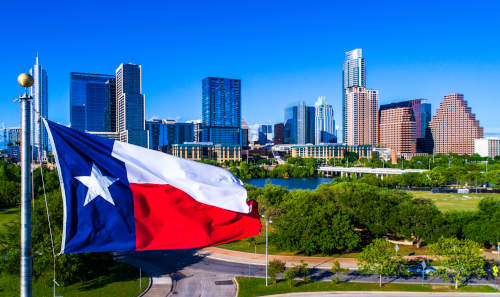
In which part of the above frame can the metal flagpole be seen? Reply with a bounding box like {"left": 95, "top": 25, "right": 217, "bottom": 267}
{"left": 18, "top": 73, "right": 34, "bottom": 297}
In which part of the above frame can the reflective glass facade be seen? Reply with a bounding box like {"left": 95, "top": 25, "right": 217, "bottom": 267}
{"left": 314, "top": 96, "right": 336, "bottom": 144}
{"left": 116, "top": 64, "right": 147, "bottom": 147}
{"left": 202, "top": 77, "right": 241, "bottom": 145}
{"left": 146, "top": 120, "right": 194, "bottom": 150}
{"left": 421, "top": 103, "right": 431, "bottom": 138}
{"left": 258, "top": 125, "right": 273, "bottom": 145}
{"left": 284, "top": 102, "right": 315, "bottom": 144}
{"left": 70, "top": 72, "right": 115, "bottom": 132}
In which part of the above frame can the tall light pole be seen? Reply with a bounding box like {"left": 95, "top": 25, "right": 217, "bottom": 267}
{"left": 17, "top": 73, "right": 34, "bottom": 297}
{"left": 262, "top": 214, "right": 272, "bottom": 286}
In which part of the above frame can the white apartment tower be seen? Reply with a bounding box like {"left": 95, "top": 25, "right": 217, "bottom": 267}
{"left": 30, "top": 55, "right": 48, "bottom": 160}
{"left": 342, "top": 48, "right": 365, "bottom": 143}
{"left": 314, "top": 96, "right": 336, "bottom": 144}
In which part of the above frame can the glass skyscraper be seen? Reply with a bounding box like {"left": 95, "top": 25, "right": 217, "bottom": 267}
{"left": 284, "top": 102, "right": 315, "bottom": 144}
{"left": 146, "top": 119, "right": 194, "bottom": 150}
{"left": 421, "top": 103, "right": 432, "bottom": 138}
{"left": 284, "top": 105, "right": 298, "bottom": 144}
{"left": 258, "top": 125, "right": 273, "bottom": 145}
{"left": 70, "top": 72, "right": 115, "bottom": 132}
{"left": 314, "top": 96, "right": 336, "bottom": 144}
{"left": 202, "top": 77, "right": 241, "bottom": 145}
{"left": 30, "top": 55, "right": 48, "bottom": 160}
{"left": 116, "top": 63, "right": 147, "bottom": 147}
{"left": 342, "top": 49, "right": 365, "bottom": 143}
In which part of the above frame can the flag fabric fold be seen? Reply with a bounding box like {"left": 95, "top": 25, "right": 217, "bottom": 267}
{"left": 43, "top": 119, "right": 261, "bottom": 253}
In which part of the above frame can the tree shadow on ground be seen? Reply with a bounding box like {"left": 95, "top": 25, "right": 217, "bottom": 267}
{"left": 76, "top": 249, "right": 205, "bottom": 291}
{"left": 115, "top": 249, "right": 205, "bottom": 277}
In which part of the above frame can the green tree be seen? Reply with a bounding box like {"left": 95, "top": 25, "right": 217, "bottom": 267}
{"left": 343, "top": 152, "right": 359, "bottom": 164}
{"left": 268, "top": 259, "right": 286, "bottom": 284}
{"left": 297, "top": 261, "right": 310, "bottom": 283}
{"left": 429, "top": 237, "right": 486, "bottom": 289}
{"left": 283, "top": 267, "right": 296, "bottom": 287}
{"left": 273, "top": 189, "right": 360, "bottom": 255}
{"left": 330, "top": 261, "right": 348, "bottom": 284}
{"left": 358, "top": 239, "right": 406, "bottom": 287}
{"left": 336, "top": 183, "right": 411, "bottom": 237}
{"left": 392, "top": 198, "right": 443, "bottom": 248}
{"left": 463, "top": 197, "right": 500, "bottom": 247}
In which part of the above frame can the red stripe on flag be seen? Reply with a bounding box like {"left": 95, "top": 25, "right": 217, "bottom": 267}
{"left": 131, "top": 183, "right": 261, "bottom": 250}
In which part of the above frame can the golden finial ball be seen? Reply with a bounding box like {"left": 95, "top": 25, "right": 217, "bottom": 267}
{"left": 17, "top": 73, "right": 34, "bottom": 88}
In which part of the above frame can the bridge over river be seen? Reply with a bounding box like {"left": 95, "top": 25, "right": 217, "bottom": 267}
{"left": 318, "top": 166, "right": 427, "bottom": 178}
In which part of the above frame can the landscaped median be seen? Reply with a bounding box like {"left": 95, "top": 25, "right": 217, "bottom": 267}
{"left": 235, "top": 277, "right": 498, "bottom": 297}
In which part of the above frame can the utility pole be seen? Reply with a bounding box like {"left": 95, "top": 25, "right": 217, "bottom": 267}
{"left": 17, "top": 73, "right": 34, "bottom": 297}
{"left": 262, "top": 214, "right": 272, "bottom": 286}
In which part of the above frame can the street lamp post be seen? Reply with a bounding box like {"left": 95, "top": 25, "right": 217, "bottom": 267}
{"left": 17, "top": 73, "right": 34, "bottom": 297}
{"left": 262, "top": 214, "right": 272, "bottom": 286}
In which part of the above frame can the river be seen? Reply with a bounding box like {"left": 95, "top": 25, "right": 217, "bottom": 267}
{"left": 245, "top": 177, "right": 334, "bottom": 190}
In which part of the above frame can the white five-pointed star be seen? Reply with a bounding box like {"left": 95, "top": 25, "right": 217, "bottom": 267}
{"left": 75, "top": 163, "right": 119, "bottom": 207}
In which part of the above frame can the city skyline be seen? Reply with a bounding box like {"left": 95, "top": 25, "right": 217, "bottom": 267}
{"left": 1, "top": 1, "right": 500, "bottom": 138}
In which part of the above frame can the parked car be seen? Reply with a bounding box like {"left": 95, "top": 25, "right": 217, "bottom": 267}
{"left": 406, "top": 265, "right": 436, "bottom": 275}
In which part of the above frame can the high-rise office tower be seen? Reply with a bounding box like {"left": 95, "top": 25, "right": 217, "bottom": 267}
{"left": 273, "top": 123, "right": 284, "bottom": 144}
{"left": 258, "top": 125, "right": 273, "bottom": 145}
{"left": 284, "top": 105, "right": 298, "bottom": 144}
{"left": 314, "top": 96, "right": 336, "bottom": 144}
{"left": 116, "top": 63, "right": 147, "bottom": 147}
{"left": 344, "top": 86, "right": 378, "bottom": 146}
{"left": 7, "top": 127, "right": 21, "bottom": 147}
{"left": 417, "top": 102, "right": 433, "bottom": 153}
{"left": 430, "top": 94, "right": 483, "bottom": 155}
{"left": 30, "top": 55, "right": 48, "bottom": 160}
{"left": 70, "top": 72, "right": 116, "bottom": 132}
{"left": 343, "top": 48, "right": 365, "bottom": 143}
{"left": 241, "top": 119, "right": 249, "bottom": 147}
{"left": 146, "top": 119, "right": 194, "bottom": 150}
{"left": 202, "top": 77, "right": 241, "bottom": 145}
{"left": 379, "top": 100, "right": 417, "bottom": 154}
{"left": 104, "top": 78, "right": 117, "bottom": 132}
{"left": 284, "top": 102, "right": 315, "bottom": 144}
{"left": 421, "top": 103, "right": 431, "bottom": 138}
{"left": 187, "top": 120, "right": 203, "bottom": 143}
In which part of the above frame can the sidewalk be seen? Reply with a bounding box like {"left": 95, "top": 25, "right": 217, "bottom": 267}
{"left": 200, "top": 247, "right": 478, "bottom": 270}
{"left": 199, "top": 247, "right": 359, "bottom": 269}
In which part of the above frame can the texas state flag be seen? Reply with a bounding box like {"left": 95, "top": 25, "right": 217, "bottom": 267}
{"left": 43, "top": 119, "right": 261, "bottom": 253}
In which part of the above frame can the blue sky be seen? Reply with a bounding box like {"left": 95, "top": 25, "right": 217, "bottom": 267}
{"left": 1, "top": 1, "right": 499, "bottom": 138}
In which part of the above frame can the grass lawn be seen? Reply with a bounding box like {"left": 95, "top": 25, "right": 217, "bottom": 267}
{"left": 0, "top": 206, "right": 148, "bottom": 297}
{"left": 0, "top": 270, "right": 149, "bottom": 297}
{"left": 236, "top": 277, "right": 498, "bottom": 297}
{"left": 410, "top": 191, "right": 500, "bottom": 212}
{"left": 0, "top": 206, "right": 19, "bottom": 233}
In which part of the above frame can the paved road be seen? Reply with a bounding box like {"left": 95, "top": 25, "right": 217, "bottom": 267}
{"left": 264, "top": 292, "right": 498, "bottom": 297}
{"left": 117, "top": 249, "right": 497, "bottom": 297}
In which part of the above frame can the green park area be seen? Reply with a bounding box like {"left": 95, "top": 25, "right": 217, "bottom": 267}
{"left": 0, "top": 271, "right": 148, "bottom": 297}
{"left": 236, "top": 277, "right": 497, "bottom": 297}
{"left": 411, "top": 191, "right": 500, "bottom": 212}
{"left": 0, "top": 206, "right": 18, "bottom": 233}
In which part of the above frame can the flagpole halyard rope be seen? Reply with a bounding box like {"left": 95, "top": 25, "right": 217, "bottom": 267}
{"left": 40, "top": 163, "right": 58, "bottom": 297}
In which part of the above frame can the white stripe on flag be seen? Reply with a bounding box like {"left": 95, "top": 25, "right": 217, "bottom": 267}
{"left": 111, "top": 141, "right": 250, "bottom": 214}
